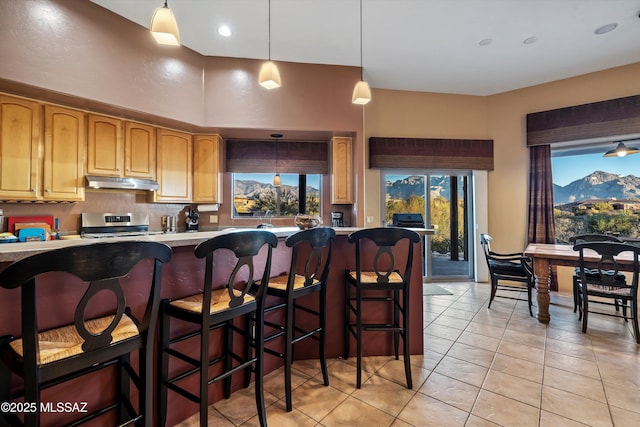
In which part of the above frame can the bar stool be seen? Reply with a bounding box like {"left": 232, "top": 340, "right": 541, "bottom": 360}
{"left": 157, "top": 230, "right": 278, "bottom": 427}
{"left": 262, "top": 227, "right": 335, "bottom": 411}
{"left": 0, "top": 241, "right": 172, "bottom": 427}
{"left": 344, "top": 227, "right": 420, "bottom": 389}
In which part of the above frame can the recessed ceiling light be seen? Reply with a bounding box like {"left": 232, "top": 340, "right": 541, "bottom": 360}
{"left": 523, "top": 36, "right": 538, "bottom": 45}
{"left": 594, "top": 23, "right": 618, "bottom": 35}
{"left": 217, "top": 25, "right": 232, "bottom": 37}
{"left": 478, "top": 38, "right": 492, "bottom": 46}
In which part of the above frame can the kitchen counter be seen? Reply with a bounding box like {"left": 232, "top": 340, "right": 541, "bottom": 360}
{"left": 0, "top": 226, "right": 435, "bottom": 263}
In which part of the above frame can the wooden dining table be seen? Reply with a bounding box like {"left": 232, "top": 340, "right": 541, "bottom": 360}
{"left": 524, "top": 243, "right": 637, "bottom": 324}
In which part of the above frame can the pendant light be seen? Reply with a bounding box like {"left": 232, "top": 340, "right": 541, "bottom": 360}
{"left": 603, "top": 141, "right": 640, "bottom": 157}
{"left": 272, "top": 133, "right": 282, "bottom": 186}
{"left": 259, "top": 0, "right": 281, "bottom": 89}
{"left": 151, "top": 1, "right": 180, "bottom": 46}
{"left": 352, "top": 0, "right": 371, "bottom": 105}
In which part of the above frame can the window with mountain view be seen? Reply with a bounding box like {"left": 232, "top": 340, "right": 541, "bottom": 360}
{"left": 232, "top": 173, "right": 321, "bottom": 218}
{"left": 552, "top": 150, "right": 640, "bottom": 243}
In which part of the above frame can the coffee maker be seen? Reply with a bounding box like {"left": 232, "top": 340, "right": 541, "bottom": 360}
{"left": 185, "top": 207, "right": 199, "bottom": 232}
{"left": 331, "top": 211, "right": 344, "bottom": 227}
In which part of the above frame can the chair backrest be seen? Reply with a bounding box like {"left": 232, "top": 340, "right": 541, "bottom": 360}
{"left": 573, "top": 240, "right": 640, "bottom": 289}
{"left": 0, "top": 241, "right": 172, "bottom": 355}
{"left": 285, "top": 227, "right": 336, "bottom": 290}
{"left": 569, "top": 233, "right": 624, "bottom": 244}
{"left": 194, "top": 230, "right": 279, "bottom": 308}
{"left": 479, "top": 233, "right": 492, "bottom": 265}
{"left": 348, "top": 227, "right": 421, "bottom": 285}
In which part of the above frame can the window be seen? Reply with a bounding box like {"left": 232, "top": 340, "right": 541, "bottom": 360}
{"left": 232, "top": 173, "right": 321, "bottom": 218}
{"left": 552, "top": 147, "right": 640, "bottom": 243}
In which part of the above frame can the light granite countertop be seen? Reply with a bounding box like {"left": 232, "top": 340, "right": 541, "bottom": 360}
{"left": 0, "top": 227, "right": 435, "bottom": 263}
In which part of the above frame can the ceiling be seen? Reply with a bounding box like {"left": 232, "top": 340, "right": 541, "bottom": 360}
{"left": 90, "top": 0, "right": 640, "bottom": 96}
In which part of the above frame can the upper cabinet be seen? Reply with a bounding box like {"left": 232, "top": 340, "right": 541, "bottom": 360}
{"left": 0, "top": 95, "right": 42, "bottom": 201}
{"left": 87, "top": 115, "right": 156, "bottom": 179}
{"left": 153, "top": 128, "right": 192, "bottom": 203}
{"left": 331, "top": 136, "right": 353, "bottom": 204}
{"left": 125, "top": 121, "right": 156, "bottom": 179}
{"left": 193, "top": 134, "right": 222, "bottom": 203}
{"left": 43, "top": 105, "right": 85, "bottom": 201}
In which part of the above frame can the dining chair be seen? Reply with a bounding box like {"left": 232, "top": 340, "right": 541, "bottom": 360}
{"left": 480, "top": 233, "right": 535, "bottom": 316}
{"left": 157, "top": 230, "right": 278, "bottom": 427}
{"left": 344, "top": 227, "right": 420, "bottom": 389}
{"left": 573, "top": 240, "right": 640, "bottom": 343}
{"left": 569, "top": 233, "right": 626, "bottom": 314}
{"left": 261, "top": 227, "right": 335, "bottom": 411}
{"left": 0, "top": 241, "right": 172, "bottom": 427}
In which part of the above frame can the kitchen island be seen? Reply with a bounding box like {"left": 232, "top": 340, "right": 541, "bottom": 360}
{"left": 0, "top": 226, "right": 433, "bottom": 426}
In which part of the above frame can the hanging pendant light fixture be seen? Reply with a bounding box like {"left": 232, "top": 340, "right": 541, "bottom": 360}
{"left": 272, "top": 133, "right": 282, "bottom": 186}
{"left": 603, "top": 141, "right": 640, "bottom": 157}
{"left": 259, "top": 0, "right": 281, "bottom": 89}
{"left": 151, "top": 1, "right": 180, "bottom": 46}
{"left": 352, "top": 0, "right": 371, "bottom": 105}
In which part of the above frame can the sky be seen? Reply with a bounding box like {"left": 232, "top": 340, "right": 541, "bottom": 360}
{"left": 551, "top": 153, "right": 640, "bottom": 187}
{"left": 234, "top": 173, "right": 320, "bottom": 188}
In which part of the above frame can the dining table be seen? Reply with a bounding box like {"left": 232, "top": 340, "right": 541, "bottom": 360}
{"left": 524, "top": 242, "right": 637, "bottom": 324}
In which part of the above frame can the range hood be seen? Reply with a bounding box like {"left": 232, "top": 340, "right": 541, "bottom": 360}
{"left": 85, "top": 175, "right": 160, "bottom": 191}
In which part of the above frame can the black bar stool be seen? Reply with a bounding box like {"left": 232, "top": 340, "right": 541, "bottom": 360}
{"left": 344, "top": 227, "right": 420, "bottom": 389}
{"left": 0, "top": 241, "right": 172, "bottom": 427}
{"left": 157, "top": 230, "right": 278, "bottom": 427}
{"left": 261, "top": 227, "right": 335, "bottom": 411}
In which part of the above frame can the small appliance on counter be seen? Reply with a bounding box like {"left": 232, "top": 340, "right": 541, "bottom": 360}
{"left": 161, "top": 215, "right": 177, "bottom": 233}
{"left": 331, "top": 211, "right": 344, "bottom": 227}
{"left": 185, "top": 207, "right": 199, "bottom": 232}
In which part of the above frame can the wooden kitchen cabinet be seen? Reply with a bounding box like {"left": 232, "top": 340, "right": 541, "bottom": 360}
{"left": 0, "top": 94, "right": 41, "bottom": 201}
{"left": 43, "top": 105, "right": 85, "bottom": 201}
{"left": 87, "top": 116, "right": 156, "bottom": 180}
{"left": 331, "top": 136, "right": 353, "bottom": 204}
{"left": 153, "top": 128, "right": 192, "bottom": 203}
{"left": 193, "top": 134, "right": 222, "bottom": 203}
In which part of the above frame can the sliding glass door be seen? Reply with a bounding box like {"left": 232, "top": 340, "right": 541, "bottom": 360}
{"left": 383, "top": 170, "right": 474, "bottom": 281}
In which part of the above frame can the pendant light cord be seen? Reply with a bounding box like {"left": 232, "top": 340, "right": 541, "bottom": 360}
{"left": 268, "top": 0, "right": 272, "bottom": 61}
{"left": 359, "top": 0, "right": 363, "bottom": 80}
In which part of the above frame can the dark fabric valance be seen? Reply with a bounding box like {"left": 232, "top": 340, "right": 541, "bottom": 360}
{"left": 225, "top": 139, "right": 329, "bottom": 174}
{"left": 526, "top": 94, "right": 640, "bottom": 146}
{"left": 369, "top": 137, "right": 493, "bottom": 170}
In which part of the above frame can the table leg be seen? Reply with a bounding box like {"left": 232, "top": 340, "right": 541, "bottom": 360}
{"left": 533, "top": 258, "right": 551, "bottom": 323}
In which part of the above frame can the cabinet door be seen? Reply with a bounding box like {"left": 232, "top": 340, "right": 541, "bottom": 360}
{"left": 154, "top": 128, "right": 192, "bottom": 202}
{"left": 0, "top": 95, "right": 42, "bottom": 201}
{"left": 125, "top": 121, "right": 156, "bottom": 179}
{"left": 87, "top": 114, "right": 123, "bottom": 176}
{"left": 193, "top": 134, "right": 221, "bottom": 203}
{"left": 331, "top": 136, "right": 353, "bottom": 204}
{"left": 43, "top": 105, "right": 85, "bottom": 201}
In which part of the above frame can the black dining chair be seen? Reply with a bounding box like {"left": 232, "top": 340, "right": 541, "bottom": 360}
{"left": 157, "top": 230, "right": 278, "bottom": 427}
{"left": 569, "top": 234, "right": 626, "bottom": 314}
{"left": 261, "top": 227, "right": 335, "bottom": 411}
{"left": 573, "top": 240, "right": 640, "bottom": 343}
{"left": 0, "top": 241, "right": 172, "bottom": 427}
{"left": 480, "top": 233, "right": 535, "bottom": 316}
{"left": 344, "top": 227, "right": 421, "bottom": 389}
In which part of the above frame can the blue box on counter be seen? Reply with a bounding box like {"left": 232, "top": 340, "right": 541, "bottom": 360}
{"left": 18, "top": 228, "right": 46, "bottom": 242}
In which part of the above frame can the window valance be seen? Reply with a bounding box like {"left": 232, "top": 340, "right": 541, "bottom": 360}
{"left": 225, "top": 139, "right": 329, "bottom": 174}
{"left": 526, "top": 94, "right": 640, "bottom": 146}
{"left": 369, "top": 137, "right": 493, "bottom": 170}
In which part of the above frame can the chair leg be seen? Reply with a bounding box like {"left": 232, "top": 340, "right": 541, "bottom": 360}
{"left": 402, "top": 288, "right": 412, "bottom": 390}
{"left": 344, "top": 277, "right": 351, "bottom": 360}
{"left": 319, "top": 285, "right": 329, "bottom": 387}
{"left": 393, "top": 289, "right": 400, "bottom": 360}
{"left": 572, "top": 276, "right": 579, "bottom": 313}
{"left": 355, "top": 285, "right": 362, "bottom": 389}
{"left": 157, "top": 303, "right": 170, "bottom": 427}
{"left": 254, "top": 308, "right": 267, "bottom": 427}
{"left": 141, "top": 342, "right": 153, "bottom": 427}
{"left": 488, "top": 278, "right": 498, "bottom": 308}
{"left": 200, "top": 323, "right": 211, "bottom": 427}
{"left": 631, "top": 298, "right": 639, "bottom": 344}
{"left": 224, "top": 320, "right": 234, "bottom": 398}
{"left": 117, "top": 354, "right": 130, "bottom": 425}
{"left": 527, "top": 279, "right": 534, "bottom": 317}
{"left": 284, "top": 296, "right": 294, "bottom": 412}
{"left": 581, "top": 292, "right": 589, "bottom": 334}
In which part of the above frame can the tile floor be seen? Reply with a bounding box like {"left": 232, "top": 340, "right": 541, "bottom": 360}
{"left": 176, "top": 282, "right": 640, "bottom": 427}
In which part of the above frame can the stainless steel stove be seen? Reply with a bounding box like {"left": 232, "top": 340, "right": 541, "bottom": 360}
{"left": 80, "top": 212, "right": 160, "bottom": 238}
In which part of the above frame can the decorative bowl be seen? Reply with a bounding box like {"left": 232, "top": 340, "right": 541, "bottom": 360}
{"left": 294, "top": 215, "right": 322, "bottom": 230}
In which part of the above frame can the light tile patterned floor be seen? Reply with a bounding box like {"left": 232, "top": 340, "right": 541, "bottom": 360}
{"left": 176, "top": 282, "right": 640, "bottom": 427}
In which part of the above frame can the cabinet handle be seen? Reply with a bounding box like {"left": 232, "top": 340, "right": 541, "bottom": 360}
{"left": 31, "top": 188, "right": 36, "bottom": 192}
{"left": 45, "top": 189, "right": 50, "bottom": 193}
{"left": 126, "top": 168, "right": 129, "bottom": 172}
{"left": 116, "top": 168, "right": 120, "bottom": 172}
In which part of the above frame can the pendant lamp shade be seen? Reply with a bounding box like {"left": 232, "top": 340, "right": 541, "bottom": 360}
{"left": 273, "top": 173, "right": 281, "bottom": 187}
{"left": 151, "top": 1, "right": 180, "bottom": 46}
{"left": 352, "top": 80, "right": 372, "bottom": 105}
{"left": 603, "top": 142, "right": 640, "bottom": 157}
{"left": 259, "top": 61, "right": 281, "bottom": 89}
{"left": 352, "top": 0, "right": 371, "bottom": 104}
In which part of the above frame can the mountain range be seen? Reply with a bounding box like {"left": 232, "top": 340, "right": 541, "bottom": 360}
{"left": 553, "top": 171, "right": 640, "bottom": 205}
{"left": 234, "top": 179, "right": 319, "bottom": 198}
